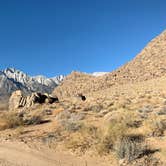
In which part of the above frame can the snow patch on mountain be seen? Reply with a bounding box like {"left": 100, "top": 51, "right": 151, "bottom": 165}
{"left": 0, "top": 68, "right": 65, "bottom": 98}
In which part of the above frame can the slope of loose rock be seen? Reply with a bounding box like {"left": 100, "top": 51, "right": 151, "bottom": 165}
{"left": 53, "top": 30, "right": 166, "bottom": 99}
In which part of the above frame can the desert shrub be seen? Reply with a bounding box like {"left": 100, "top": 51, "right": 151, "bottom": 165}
{"left": 80, "top": 124, "right": 98, "bottom": 136}
{"left": 65, "top": 132, "right": 91, "bottom": 153}
{"left": 144, "top": 116, "right": 166, "bottom": 136}
{"left": 65, "top": 124, "right": 99, "bottom": 153}
{"left": 105, "top": 109, "right": 140, "bottom": 128}
{"left": 0, "top": 110, "right": 46, "bottom": 130}
{"left": 97, "top": 110, "right": 140, "bottom": 155}
{"left": 96, "top": 135, "right": 113, "bottom": 155}
{"left": 42, "top": 109, "right": 52, "bottom": 116}
{"left": 23, "top": 114, "right": 43, "bottom": 125}
{"left": 105, "top": 121, "right": 128, "bottom": 143}
{"left": 62, "top": 121, "right": 83, "bottom": 132}
{"left": 137, "top": 106, "right": 153, "bottom": 119}
{"left": 56, "top": 110, "right": 85, "bottom": 122}
{"left": 83, "top": 104, "right": 103, "bottom": 112}
{"left": 97, "top": 120, "right": 128, "bottom": 155}
{"left": 157, "top": 106, "right": 166, "bottom": 115}
{"left": 115, "top": 134, "right": 146, "bottom": 161}
{"left": 0, "top": 112, "right": 23, "bottom": 130}
{"left": 56, "top": 110, "right": 71, "bottom": 121}
{"left": 42, "top": 132, "right": 63, "bottom": 149}
{"left": 151, "top": 119, "right": 166, "bottom": 136}
{"left": 56, "top": 110, "right": 85, "bottom": 132}
{"left": 70, "top": 112, "right": 85, "bottom": 121}
{"left": 138, "top": 106, "right": 153, "bottom": 114}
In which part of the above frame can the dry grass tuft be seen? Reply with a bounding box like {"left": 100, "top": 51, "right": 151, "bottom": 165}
{"left": 143, "top": 115, "right": 166, "bottom": 137}
{"left": 0, "top": 112, "right": 23, "bottom": 130}
{"left": 64, "top": 124, "right": 99, "bottom": 154}
{"left": 0, "top": 109, "right": 46, "bottom": 130}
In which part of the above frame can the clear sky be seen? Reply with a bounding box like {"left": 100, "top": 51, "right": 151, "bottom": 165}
{"left": 0, "top": 0, "right": 166, "bottom": 77}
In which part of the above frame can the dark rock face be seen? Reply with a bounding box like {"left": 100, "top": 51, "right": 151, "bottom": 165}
{"left": 45, "top": 97, "right": 59, "bottom": 104}
{"left": 33, "top": 93, "right": 48, "bottom": 104}
{"left": 77, "top": 94, "right": 86, "bottom": 101}
{"left": 28, "top": 93, "right": 59, "bottom": 104}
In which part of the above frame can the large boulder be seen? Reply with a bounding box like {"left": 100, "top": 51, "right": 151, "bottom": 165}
{"left": 9, "top": 90, "right": 26, "bottom": 110}
{"left": 9, "top": 91, "right": 59, "bottom": 110}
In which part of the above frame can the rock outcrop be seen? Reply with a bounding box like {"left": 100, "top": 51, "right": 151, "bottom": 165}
{"left": 9, "top": 90, "right": 25, "bottom": 110}
{"left": 9, "top": 90, "right": 59, "bottom": 110}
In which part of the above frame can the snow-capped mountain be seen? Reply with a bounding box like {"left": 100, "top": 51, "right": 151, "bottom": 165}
{"left": 33, "top": 75, "right": 64, "bottom": 86}
{"left": 0, "top": 68, "right": 64, "bottom": 99}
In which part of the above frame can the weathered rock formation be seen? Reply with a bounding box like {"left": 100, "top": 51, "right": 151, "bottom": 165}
{"left": 9, "top": 90, "right": 59, "bottom": 110}
{"left": 9, "top": 90, "right": 24, "bottom": 110}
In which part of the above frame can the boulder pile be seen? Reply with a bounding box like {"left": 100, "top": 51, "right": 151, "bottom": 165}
{"left": 9, "top": 90, "right": 58, "bottom": 110}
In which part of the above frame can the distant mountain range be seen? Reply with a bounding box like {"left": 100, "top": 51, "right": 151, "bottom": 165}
{"left": 0, "top": 68, "right": 109, "bottom": 101}
{"left": 0, "top": 68, "right": 64, "bottom": 100}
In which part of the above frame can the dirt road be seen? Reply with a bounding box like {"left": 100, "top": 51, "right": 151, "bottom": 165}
{"left": 0, "top": 141, "right": 112, "bottom": 166}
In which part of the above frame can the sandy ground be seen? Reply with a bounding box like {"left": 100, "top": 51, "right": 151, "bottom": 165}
{"left": 0, "top": 141, "right": 114, "bottom": 166}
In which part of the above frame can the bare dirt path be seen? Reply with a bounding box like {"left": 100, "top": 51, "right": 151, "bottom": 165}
{"left": 0, "top": 141, "right": 113, "bottom": 166}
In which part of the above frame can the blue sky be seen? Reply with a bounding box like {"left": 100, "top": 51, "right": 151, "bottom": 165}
{"left": 0, "top": 0, "right": 166, "bottom": 77}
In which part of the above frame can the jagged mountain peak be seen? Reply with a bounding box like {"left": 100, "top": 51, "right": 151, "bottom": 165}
{"left": 4, "top": 67, "right": 22, "bottom": 73}
{"left": 3, "top": 67, "right": 29, "bottom": 78}
{"left": 3, "top": 68, "right": 32, "bottom": 85}
{"left": 0, "top": 68, "right": 65, "bottom": 99}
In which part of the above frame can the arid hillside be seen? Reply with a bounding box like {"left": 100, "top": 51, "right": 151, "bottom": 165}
{"left": 0, "top": 30, "right": 166, "bottom": 166}
{"left": 53, "top": 30, "right": 166, "bottom": 99}
{"left": 1, "top": 75, "right": 166, "bottom": 165}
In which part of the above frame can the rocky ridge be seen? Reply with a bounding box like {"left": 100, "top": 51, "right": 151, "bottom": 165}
{"left": 53, "top": 30, "right": 166, "bottom": 99}
{"left": 0, "top": 68, "right": 64, "bottom": 100}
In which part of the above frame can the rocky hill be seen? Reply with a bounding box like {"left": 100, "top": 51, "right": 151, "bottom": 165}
{"left": 1, "top": 30, "right": 166, "bottom": 166}
{"left": 0, "top": 68, "right": 64, "bottom": 100}
{"left": 53, "top": 30, "right": 166, "bottom": 99}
